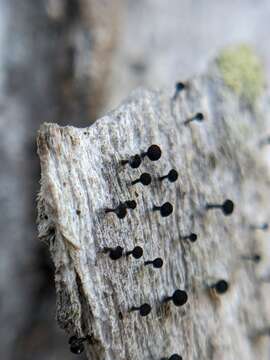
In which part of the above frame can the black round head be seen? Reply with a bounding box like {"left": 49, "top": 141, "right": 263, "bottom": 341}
{"left": 70, "top": 342, "right": 85, "bottom": 354}
{"left": 116, "top": 203, "right": 127, "bottom": 219}
{"left": 125, "top": 200, "right": 137, "bottom": 209}
{"left": 139, "top": 303, "right": 151, "bottom": 316}
{"left": 130, "top": 154, "right": 142, "bottom": 168}
{"left": 195, "top": 112, "right": 204, "bottom": 121}
{"left": 147, "top": 145, "right": 162, "bottom": 161}
{"left": 261, "top": 222, "right": 269, "bottom": 230}
{"left": 132, "top": 246, "right": 143, "bottom": 259}
{"left": 110, "top": 246, "right": 123, "bottom": 260}
{"left": 222, "top": 199, "right": 234, "bottom": 215}
{"left": 214, "top": 280, "right": 229, "bottom": 294}
{"left": 160, "top": 202, "right": 173, "bottom": 217}
{"left": 172, "top": 289, "right": 188, "bottom": 306}
{"left": 189, "top": 233, "right": 197, "bottom": 242}
{"left": 262, "top": 223, "right": 269, "bottom": 230}
{"left": 140, "top": 173, "right": 152, "bottom": 185}
{"left": 153, "top": 257, "right": 163, "bottom": 268}
{"left": 169, "top": 354, "right": 183, "bottom": 360}
{"left": 176, "top": 82, "right": 185, "bottom": 92}
{"left": 168, "top": 169, "right": 178, "bottom": 182}
{"left": 253, "top": 254, "right": 261, "bottom": 263}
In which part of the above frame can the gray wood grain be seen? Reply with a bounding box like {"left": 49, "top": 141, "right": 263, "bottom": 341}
{"left": 37, "top": 68, "right": 270, "bottom": 359}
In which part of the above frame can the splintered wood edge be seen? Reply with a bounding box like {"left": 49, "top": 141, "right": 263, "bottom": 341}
{"left": 37, "top": 82, "right": 270, "bottom": 360}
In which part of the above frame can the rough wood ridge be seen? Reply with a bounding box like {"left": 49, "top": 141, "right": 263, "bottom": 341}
{"left": 37, "top": 65, "right": 270, "bottom": 360}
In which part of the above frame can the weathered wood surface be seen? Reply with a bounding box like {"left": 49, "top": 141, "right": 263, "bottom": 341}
{"left": 3, "top": 0, "right": 270, "bottom": 359}
{"left": 37, "top": 66, "right": 270, "bottom": 360}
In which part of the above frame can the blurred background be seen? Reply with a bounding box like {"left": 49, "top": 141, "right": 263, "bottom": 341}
{"left": 0, "top": 0, "right": 270, "bottom": 359}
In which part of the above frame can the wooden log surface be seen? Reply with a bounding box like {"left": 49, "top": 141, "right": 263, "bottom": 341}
{"left": 37, "top": 65, "right": 270, "bottom": 360}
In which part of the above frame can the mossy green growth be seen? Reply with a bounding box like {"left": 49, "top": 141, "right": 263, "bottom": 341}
{"left": 217, "top": 44, "right": 264, "bottom": 106}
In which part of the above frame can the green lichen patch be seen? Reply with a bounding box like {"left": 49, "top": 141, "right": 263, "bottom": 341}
{"left": 217, "top": 44, "right": 265, "bottom": 106}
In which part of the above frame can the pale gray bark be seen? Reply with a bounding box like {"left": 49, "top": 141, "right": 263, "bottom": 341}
{"left": 2, "top": 1, "right": 270, "bottom": 359}
{"left": 37, "top": 65, "right": 270, "bottom": 360}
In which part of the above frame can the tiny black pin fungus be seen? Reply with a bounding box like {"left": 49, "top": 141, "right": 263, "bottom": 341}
{"left": 126, "top": 246, "right": 143, "bottom": 259}
{"left": 254, "top": 327, "right": 270, "bottom": 338}
{"left": 206, "top": 199, "right": 234, "bottom": 216}
{"left": 125, "top": 200, "right": 137, "bottom": 209}
{"left": 161, "top": 354, "right": 183, "bottom": 360}
{"left": 182, "top": 233, "right": 198, "bottom": 243}
{"left": 169, "top": 355, "right": 183, "bottom": 360}
{"left": 250, "top": 222, "right": 268, "bottom": 231}
{"left": 121, "top": 154, "right": 142, "bottom": 168}
{"left": 242, "top": 254, "right": 261, "bottom": 263}
{"left": 172, "top": 81, "right": 186, "bottom": 100}
{"left": 184, "top": 112, "right": 204, "bottom": 125}
{"left": 68, "top": 336, "right": 88, "bottom": 355}
{"left": 159, "top": 169, "right": 178, "bottom": 183}
{"left": 141, "top": 144, "right": 162, "bottom": 161}
{"left": 211, "top": 279, "right": 229, "bottom": 294}
{"left": 164, "top": 289, "right": 188, "bottom": 307}
{"left": 105, "top": 203, "right": 127, "bottom": 219}
{"left": 131, "top": 173, "right": 152, "bottom": 186}
{"left": 103, "top": 246, "right": 123, "bottom": 260}
{"left": 259, "top": 136, "right": 270, "bottom": 147}
{"left": 153, "top": 202, "right": 173, "bottom": 217}
{"left": 130, "top": 303, "right": 152, "bottom": 317}
{"left": 175, "top": 82, "right": 186, "bottom": 92}
{"left": 144, "top": 257, "right": 163, "bottom": 268}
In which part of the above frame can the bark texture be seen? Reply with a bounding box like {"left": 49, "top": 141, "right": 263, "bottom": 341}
{"left": 0, "top": 1, "right": 120, "bottom": 359}
{"left": 37, "top": 65, "right": 270, "bottom": 360}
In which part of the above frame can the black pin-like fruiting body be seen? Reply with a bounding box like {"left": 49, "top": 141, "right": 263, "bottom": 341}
{"left": 172, "top": 82, "right": 186, "bottom": 100}
{"left": 130, "top": 303, "right": 152, "bottom": 317}
{"left": 103, "top": 246, "right": 123, "bottom": 260}
{"left": 206, "top": 199, "right": 234, "bottom": 216}
{"left": 161, "top": 354, "right": 183, "bottom": 360}
{"left": 121, "top": 154, "right": 142, "bottom": 168}
{"left": 250, "top": 222, "right": 268, "bottom": 231}
{"left": 105, "top": 203, "right": 127, "bottom": 219}
{"left": 153, "top": 202, "right": 173, "bottom": 217}
{"left": 259, "top": 136, "right": 270, "bottom": 148}
{"left": 182, "top": 233, "right": 198, "bottom": 242}
{"left": 131, "top": 173, "right": 152, "bottom": 186}
{"left": 254, "top": 327, "right": 270, "bottom": 338}
{"left": 211, "top": 279, "right": 229, "bottom": 294}
{"left": 175, "top": 82, "right": 185, "bottom": 92}
{"left": 125, "top": 200, "right": 137, "bottom": 209}
{"left": 141, "top": 144, "right": 162, "bottom": 161}
{"left": 159, "top": 169, "right": 178, "bottom": 183}
{"left": 144, "top": 257, "right": 163, "bottom": 268}
{"left": 259, "top": 275, "right": 270, "bottom": 283}
{"left": 164, "top": 289, "right": 188, "bottom": 307}
{"left": 126, "top": 246, "right": 143, "bottom": 259}
{"left": 169, "top": 355, "right": 183, "bottom": 360}
{"left": 69, "top": 336, "right": 88, "bottom": 355}
{"left": 242, "top": 254, "right": 261, "bottom": 263}
{"left": 184, "top": 112, "right": 204, "bottom": 125}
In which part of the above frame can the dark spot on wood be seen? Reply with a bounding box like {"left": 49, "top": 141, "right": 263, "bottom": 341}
{"left": 180, "top": 191, "right": 186, "bottom": 199}
{"left": 208, "top": 153, "right": 217, "bottom": 169}
{"left": 135, "top": 191, "right": 139, "bottom": 198}
{"left": 76, "top": 209, "right": 81, "bottom": 215}
{"left": 66, "top": 0, "right": 80, "bottom": 21}
{"left": 130, "top": 61, "right": 147, "bottom": 74}
{"left": 118, "top": 311, "right": 123, "bottom": 320}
